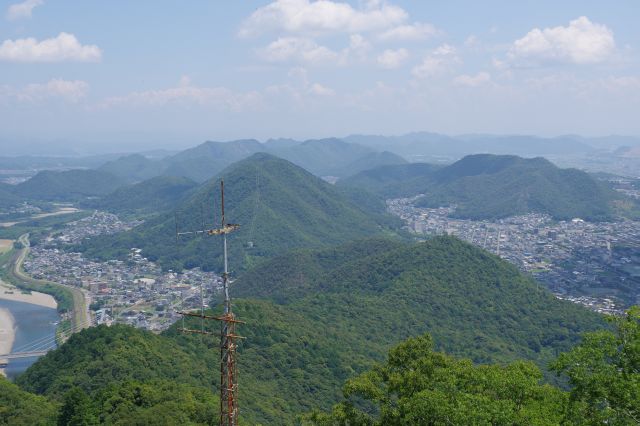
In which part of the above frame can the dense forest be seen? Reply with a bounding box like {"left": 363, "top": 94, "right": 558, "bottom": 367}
{"left": 75, "top": 153, "right": 401, "bottom": 272}
{"left": 9, "top": 236, "right": 610, "bottom": 424}
{"left": 86, "top": 175, "right": 198, "bottom": 215}
{"left": 13, "top": 169, "right": 126, "bottom": 201}
{"left": 341, "top": 154, "right": 631, "bottom": 221}
{"left": 3, "top": 307, "right": 638, "bottom": 424}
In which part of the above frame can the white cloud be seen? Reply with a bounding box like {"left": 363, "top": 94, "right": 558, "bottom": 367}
{"left": 453, "top": 72, "right": 491, "bottom": 87}
{"left": 377, "top": 48, "right": 408, "bottom": 69}
{"left": 99, "top": 79, "right": 261, "bottom": 111}
{"left": 348, "top": 34, "right": 371, "bottom": 60}
{"left": 1, "top": 79, "right": 89, "bottom": 103}
{"left": 508, "top": 16, "right": 615, "bottom": 65}
{"left": 260, "top": 37, "right": 340, "bottom": 65}
{"left": 6, "top": 0, "right": 42, "bottom": 20}
{"left": 412, "top": 44, "right": 460, "bottom": 79}
{"left": 239, "top": 0, "right": 407, "bottom": 37}
{"left": 0, "top": 32, "right": 102, "bottom": 62}
{"left": 308, "top": 82, "right": 335, "bottom": 96}
{"left": 378, "top": 23, "right": 438, "bottom": 41}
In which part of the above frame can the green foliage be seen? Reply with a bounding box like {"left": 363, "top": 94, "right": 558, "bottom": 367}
{"left": 552, "top": 307, "right": 640, "bottom": 425}
{"left": 57, "top": 388, "right": 98, "bottom": 426}
{"left": 77, "top": 153, "right": 400, "bottom": 272}
{"left": 0, "top": 182, "right": 23, "bottom": 209}
{"left": 0, "top": 376, "right": 57, "bottom": 425}
{"left": 98, "top": 154, "right": 166, "bottom": 183}
{"left": 56, "top": 381, "right": 217, "bottom": 426}
{"left": 417, "top": 155, "right": 618, "bottom": 221}
{"left": 16, "top": 325, "right": 214, "bottom": 398}
{"left": 162, "top": 139, "right": 265, "bottom": 183}
{"left": 338, "top": 162, "right": 442, "bottom": 198}
{"left": 87, "top": 175, "right": 197, "bottom": 214}
{"left": 341, "top": 154, "right": 627, "bottom": 221}
{"left": 233, "top": 236, "right": 604, "bottom": 367}
{"left": 13, "top": 169, "right": 126, "bottom": 201}
{"left": 305, "top": 333, "right": 567, "bottom": 425}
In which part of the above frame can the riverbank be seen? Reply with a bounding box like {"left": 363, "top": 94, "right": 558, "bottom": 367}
{"left": 0, "top": 308, "right": 15, "bottom": 377}
{"left": 0, "top": 278, "right": 57, "bottom": 309}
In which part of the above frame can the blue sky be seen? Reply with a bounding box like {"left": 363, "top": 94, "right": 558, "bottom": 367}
{"left": 1, "top": 0, "right": 639, "bottom": 153}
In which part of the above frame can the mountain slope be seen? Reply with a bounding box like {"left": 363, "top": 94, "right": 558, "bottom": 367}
{"left": 417, "top": 154, "right": 618, "bottom": 220}
{"left": 338, "top": 162, "right": 442, "bottom": 197}
{"left": 161, "top": 139, "right": 265, "bottom": 182}
{"left": 13, "top": 169, "right": 126, "bottom": 201}
{"left": 98, "top": 153, "right": 166, "bottom": 183}
{"left": 341, "top": 154, "right": 623, "bottom": 220}
{"left": 17, "top": 236, "right": 604, "bottom": 424}
{"left": 77, "top": 153, "right": 399, "bottom": 271}
{"left": 0, "top": 182, "right": 23, "bottom": 208}
{"left": 88, "top": 175, "right": 197, "bottom": 214}
{"left": 273, "top": 138, "right": 376, "bottom": 177}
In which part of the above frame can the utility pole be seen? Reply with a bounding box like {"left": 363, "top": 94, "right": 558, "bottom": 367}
{"left": 176, "top": 180, "right": 244, "bottom": 426}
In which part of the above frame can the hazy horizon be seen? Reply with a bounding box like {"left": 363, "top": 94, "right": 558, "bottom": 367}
{"left": 2, "top": 1, "right": 640, "bottom": 155}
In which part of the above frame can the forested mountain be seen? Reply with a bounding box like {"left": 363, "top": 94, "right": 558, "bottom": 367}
{"left": 13, "top": 169, "right": 126, "bottom": 201}
{"left": 161, "top": 139, "right": 265, "bottom": 183}
{"left": 87, "top": 175, "right": 197, "bottom": 214}
{"left": 14, "top": 236, "right": 606, "bottom": 424}
{"left": 416, "top": 154, "right": 619, "bottom": 220}
{"left": 272, "top": 138, "right": 380, "bottom": 177}
{"left": 76, "top": 153, "right": 399, "bottom": 271}
{"left": 89, "top": 138, "right": 407, "bottom": 184}
{"left": 0, "top": 182, "right": 23, "bottom": 208}
{"left": 309, "top": 308, "right": 640, "bottom": 425}
{"left": 97, "top": 153, "right": 166, "bottom": 183}
{"left": 338, "top": 162, "right": 442, "bottom": 197}
{"left": 342, "top": 154, "right": 625, "bottom": 220}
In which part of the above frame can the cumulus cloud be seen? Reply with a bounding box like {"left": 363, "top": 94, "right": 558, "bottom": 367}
{"left": 378, "top": 23, "right": 438, "bottom": 41}
{"left": 239, "top": 0, "right": 407, "bottom": 37}
{"left": 6, "top": 0, "right": 42, "bottom": 20}
{"left": 412, "top": 44, "right": 460, "bottom": 79}
{"left": 508, "top": 16, "right": 615, "bottom": 65}
{"left": 377, "top": 48, "right": 408, "bottom": 69}
{"left": 0, "top": 32, "right": 102, "bottom": 62}
{"left": 260, "top": 37, "right": 340, "bottom": 64}
{"left": 453, "top": 72, "right": 491, "bottom": 87}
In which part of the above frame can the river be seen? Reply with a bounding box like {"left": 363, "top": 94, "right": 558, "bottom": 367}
{"left": 0, "top": 298, "right": 59, "bottom": 380}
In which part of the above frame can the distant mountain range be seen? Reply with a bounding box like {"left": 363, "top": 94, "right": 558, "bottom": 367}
{"left": 342, "top": 154, "right": 632, "bottom": 221}
{"left": 98, "top": 137, "right": 407, "bottom": 183}
{"left": 12, "top": 169, "right": 126, "bottom": 202}
{"left": 77, "top": 153, "right": 400, "bottom": 271}
{"left": 344, "top": 132, "right": 640, "bottom": 161}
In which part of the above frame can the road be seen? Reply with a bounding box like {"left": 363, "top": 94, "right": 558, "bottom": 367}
{"left": 10, "top": 234, "right": 90, "bottom": 331}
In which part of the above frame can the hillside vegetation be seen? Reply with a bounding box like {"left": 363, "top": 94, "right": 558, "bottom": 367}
{"left": 99, "top": 138, "right": 407, "bottom": 184}
{"left": 76, "top": 153, "right": 400, "bottom": 272}
{"left": 87, "top": 175, "right": 197, "bottom": 214}
{"left": 13, "top": 169, "right": 126, "bottom": 201}
{"left": 14, "top": 236, "right": 606, "bottom": 423}
{"left": 98, "top": 153, "right": 166, "bottom": 183}
{"left": 342, "top": 154, "right": 625, "bottom": 221}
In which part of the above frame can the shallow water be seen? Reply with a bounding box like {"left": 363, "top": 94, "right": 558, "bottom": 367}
{"left": 0, "top": 298, "right": 59, "bottom": 380}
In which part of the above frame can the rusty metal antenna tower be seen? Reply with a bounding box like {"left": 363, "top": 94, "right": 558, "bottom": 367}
{"left": 176, "top": 179, "right": 244, "bottom": 426}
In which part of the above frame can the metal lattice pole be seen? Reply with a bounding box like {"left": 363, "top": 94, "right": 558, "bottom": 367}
{"left": 176, "top": 179, "right": 244, "bottom": 426}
